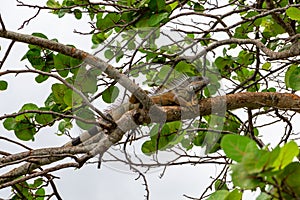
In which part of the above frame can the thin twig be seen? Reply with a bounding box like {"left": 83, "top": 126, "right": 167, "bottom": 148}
{"left": 0, "top": 14, "right": 6, "bottom": 31}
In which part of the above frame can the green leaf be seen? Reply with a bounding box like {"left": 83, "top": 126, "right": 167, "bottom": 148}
{"left": 207, "top": 190, "right": 229, "bottom": 200}
{"left": 15, "top": 122, "right": 36, "bottom": 141}
{"left": 149, "top": 0, "right": 166, "bottom": 12}
{"left": 74, "top": 0, "right": 89, "bottom": 4}
{"left": 152, "top": 122, "right": 181, "bottom": 149}
{"left": 75, "top": 107, "right": 95, "bottom": 130}
{"left": 242, "top": 148, "right": 279, "bottom": 174}
{"left": 148, "top": 12, "right": 169, "bottom": 26}
{"left": 262, "top": 62, "right": 271, "bottom": 70}
{"left": 256, "top": 192, "right": 272, "bottom": 200}
{"left": 63, "top": 89, "right": 74, "bottom": 107}
{"left": 214, "top": 56, "right": 234, "bottom": 78}
{"left": 104, "top": 49, "right": 114, "bottom": 60}
{"left": 214, "top": 179, "right": 229, "bottom": 191}
{"left": 35, "top": 74, "right": 49, "bottom": 83}
{"left": 22, "top": 103, "right": 39, "bottom": 114}
{"left": 25, "top": 49, "right": 45, "bottom": 69}
{"left": 135, "top": 15, "right": 151, "bottom": 27}
{"left": 57, "top": 8, "right": 69, "bottom": 18}
{"left": 142, "top": 122, "right": 183, "bottom": 155}
{"left": 285, "top": 64, "right": 300, "bottom": 90}
{"left": 231, "top": 164, "right": 263, "bottom": 189}
{"left": 70, "top": 57, "right": 82, "bottom": 69}
{"left": 96, "top": 13, "right": 121, "bottom": 31}
{"left": 32, "top": 32, "right": 48, "bottom": 39}
{"left": 272, "top": 141, "right": 299, "bottom": 170}
{"left": 116, "top": 50, "right": 124, "bottom": 63}
{"left": 75, "top": 68, "right": 98, "bottom": 93}
{"left": 73, "top": 9, "right": 82, "bottom": 19}
{"left": 58, "top": 120, "right": 73, "bottom": 133}
{"left": 16, "top": 103, "right": 39, "bottom": 121}
{"left": 46, "top": 0, "right": 61, "bottom": 8}
{"left": 13, "top": 182, "right": 32, "bottom": 199}
{"left": 193, "top": 131, "right": 206, "bottom": 146}
{"left": 225, "top": 189, "right": 242, "bottom": 200}
{"left": 52, "top": 83, "right": 68, "bottom": 104}
{"left": 35, "top": 108, "right": 54, "bottom": 125}
{"left": 165, "top": 1, "right": 178, "bottom": 12}
{"left": 92, "top": 32, "right": 108, "bottom": 44}
{"left": 286, "top": 7, "right": 300, "bottom": 20}
{"left": 3, "top": 118, "right": 17, "bottom": 130}
{"left": 102, "top": 86, "right": 119, "bottom": 103}
{"left": 221, "top": 134, "right": 258, "bottom": 162}
{"left": 175, "top": 61, "right": 194, "bottom": 75}
{"left": 194, "top": 3, "right": 204, "bottom": 12}
{"left": 36, "top": 188, "right": 45, "bottom": 200}
{"left": 0, "top": 80, "right": 8, "bottom": 90}
{"left": 141, "top": 140, "right": 156, "bottom": 155}
{"left": 278, "top": 162, "right": 300, "bottom": 198}
{"left": 127, "top": 40, "right": 136, "bottom": 50}
{"left": 31, "top": 178, "right": 43, "bottom": 188}
{"left": 53, "top": 53, "right": 70, "bottom": 77}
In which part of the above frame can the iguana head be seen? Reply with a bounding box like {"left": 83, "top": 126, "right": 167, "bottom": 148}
{"left": 187, "top": 76, "right": 210, "bottom": 93}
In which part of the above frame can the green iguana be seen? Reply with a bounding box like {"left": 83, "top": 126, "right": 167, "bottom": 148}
{"left": 63, "top": 76, "right": 210, "bottom": 147}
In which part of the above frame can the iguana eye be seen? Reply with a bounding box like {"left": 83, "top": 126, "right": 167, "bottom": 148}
{"left": 188, "top": 85, "right": 194, "bottom": 92}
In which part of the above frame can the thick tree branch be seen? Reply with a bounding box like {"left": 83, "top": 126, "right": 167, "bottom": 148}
{"left": 0, "top": 29, "right": 155, "bottom": 111}
{"left": 1, "top": 92, "right": 299, "bottom": 188}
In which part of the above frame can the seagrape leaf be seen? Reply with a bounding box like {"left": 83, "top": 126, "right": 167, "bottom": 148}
{"left": 285, "top": 64, "right": 300, "bottom": 90}
{"left": 15, "top": 122, "right": 36, "bottom": 141}
{"left": 221, "top": 134, "right": 258, "bottom": 162}
{"left": 75, "top": 68, "right": 99, "bottom": 94}
{"left": 52, "top": 83, "right": 68, "bottom": 104}
{"left": 214, "top": 179, "right": 229, "bottom": 191}
{"left": 3, "top": 118, "right": 17, "bottom": 130}
{"left": 286, "top": 7, "right": 300, "bottom": 20}
{"left": 35, "top": 108, "right": 54, "bottom": 125}
{"left": 16, "top": 103, "right": 39, "bottom": 121}
{"left": 102, "top": 86, "right": 119, "bottom": 103}
{"left": 46, "top": 0, "right": 61, "bottom": 8}
{"left": 231, "top": 164, "right": 263, "bottom": 189}
{"left": 75, "top": 107, "right": 95, "bottom": 130}
{"left": 74, "top": 9, "right": 82, "bottom": 19}
{"left": 207, "top": 189, "right": 242, "bottom": 200}
{"left": 141, "top": 140, "right": 156, "bottom": 155}
{"left": 148, "top": 12, "right": 169, "bottom": 26}
{"left": 262, "top": 62, "right": 271, "bottom": 70}
{"left": 272, "top": 141, "right": 299, "bottom": 170}
{"left": 278, "top": 162, "right": 300, "bottom": 198}
{"left": 207, "top": 190, "right": 229, "bottom": 200}
{"left": 53, "top": 53, "right": 70, "bottom": 77}
{"left": 35, "top": 188, "right": 45, "bottom": 200}
{"left": 0, "top": 80, "right": 8, "bottom": 90}
{"left": 149, "top": 0, "right": 166, "bottom": 12}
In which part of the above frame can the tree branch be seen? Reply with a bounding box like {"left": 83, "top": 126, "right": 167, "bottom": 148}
{"left": 1, "top": 92, "right": 299, "bottom": 188}
{"left": 192, "top": 37, "right": 300, "bottom": 61}
{"left": 0, "top": 29, "right": 155, "bottom": 111}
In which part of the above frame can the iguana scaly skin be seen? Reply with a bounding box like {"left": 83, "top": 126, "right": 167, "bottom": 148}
{"left": 63, "top": 76, "right": 210, "bottom": 147}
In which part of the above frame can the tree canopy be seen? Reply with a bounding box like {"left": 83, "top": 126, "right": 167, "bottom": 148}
{"left": 1, "top": 0, "right": 300, "bottom": 199}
